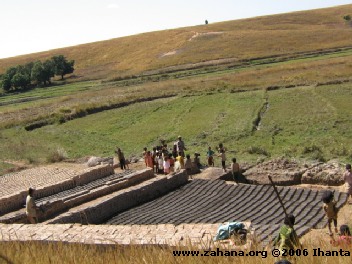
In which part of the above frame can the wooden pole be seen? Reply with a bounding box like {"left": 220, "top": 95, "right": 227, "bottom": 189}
{"left": 268, "top": 175, "right": 288, "bottom": 218}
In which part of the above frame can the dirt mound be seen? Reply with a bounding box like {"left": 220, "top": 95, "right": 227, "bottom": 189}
{"left": 193, "top": 167, "right": 227, "bottom": 180}
{"left": 242, "top": 158, "right": 345, "bottom": 186}
{"left": 302, "top": 160, "right": 344, "bottom": 186}
{"left": 243, "top": 158, "right": 306, "bottom": 185}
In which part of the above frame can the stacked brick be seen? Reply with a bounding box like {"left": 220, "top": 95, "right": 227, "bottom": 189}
{"left": 0, "top": 165, "right": 114, "bottom": 219}
{"left": 0, "top": 223, "right": 221, "bottom": 246}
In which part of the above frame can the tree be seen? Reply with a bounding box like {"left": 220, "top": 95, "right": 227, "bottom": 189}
{"left": 31, "top": 61, "right": 45, "bottom": 85}
{"left": 344, "top": 15, "right": 351, "bottom": 21}
{"left": 42, "top": 59, "right": 55, "bottom": 84}
{"left": 30, "top": 60, "right": 54, "bottom": 86}
{"left": 2, "top": 67, "right": 18, "bottom": 91}
{"left": 2, "top": 54, "right": 74, "bottom": 93}
{"left": 6, "top": 66, "right": 17, "bottom": 80}
{"left": 24, "top": 62, "right": 34, "bottom": 76}
{"left": 51, "top": 55, "right": 75, "bottom": 79}
{"left": 2, "top": 74, "right": 12, "bottom": 91}
{"left": 12, "top": 73, "right": 30, "bottom": 90}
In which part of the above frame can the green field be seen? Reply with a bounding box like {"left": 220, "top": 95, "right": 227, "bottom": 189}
{"left": 1, "top": 82, "right": 351, "bottom": 175}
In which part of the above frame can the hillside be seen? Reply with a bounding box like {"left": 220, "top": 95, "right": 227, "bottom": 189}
{"left": 1, "top": 4, "right": 352, "bottom": 80}
{"left": 1, "top": 5, "right": 352, "bottom": 174}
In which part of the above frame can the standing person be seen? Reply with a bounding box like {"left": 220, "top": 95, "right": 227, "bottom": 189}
{"left": 218, "top": 148, "right": 227, "bottom": 172}
{"left": 115, "top": 148, "right": 126, "bottom": 170}
{"left": 231, "top": 158, "right": 240, "bottom": 183}
{"left": 172, "top": 143, "right": 178, "bottom": 159}
{"left": 152, "top": 147, "right": 158, "bottom": 173}
{"left": 176, "top": 152, "right": 185, "bottom": 169}
{"left": 145, "top": 151, "right": 154, "bottom": 169}
{"left": 343, "top": 164, "right": 352, "bottom": 203}
{"left": 176, "top": 136, "right": 186, "bottom": 157}
{"left": 218, "top": 143, "right": 226, "bottom": 153}
{"left": 163, "top": 156, "right": 170, "bottom": 175}
{"left": 168, "top": 153, "right": 175, "bottom": 172}
{"left": 217, "top": 143, "right": 227, "bottom": 172}
{"left": 142, "top": 147, "right": 148, "bottom": 167}
{"left": 272, "top": 214, "right": 301, "bottom": 258}
{"left": 322, "top": 190, "right": 338, "bottom": 236}
{"left": 26, "top": 188, "right": 38, "bottom": 224}
{"left": 193, "top": 153, "right": 201, "bottom": 169}
{"left": 154, "top": 151, "right": 159, "bottom": 173}
{"left": 161, "top": 144, "right": 169, "bottom": 158}
{"left": 157, "top": 153, "right": 164, "bottom": 174}
{"left": 185, "top": 154, "right": 193, "bottom": 178}
{"left": 206, "top": 146, "right": 215, "bottom": 167}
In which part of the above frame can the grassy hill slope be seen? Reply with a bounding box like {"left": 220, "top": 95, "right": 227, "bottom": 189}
{"left": 1, "top": 4, "right": 352, "bottom": 80}
{"left": 1, "top": 5, "right": 352, "bottom": 174}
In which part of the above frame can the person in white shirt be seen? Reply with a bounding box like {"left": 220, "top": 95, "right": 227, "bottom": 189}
{"left": 26, "top": 188, "right": 38, "bottom": 224}
{"left": 163, "top": 156, "right": 170, "bottom": 175}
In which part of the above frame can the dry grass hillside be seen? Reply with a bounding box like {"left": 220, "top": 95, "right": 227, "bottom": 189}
{"left": 1, "top": 4, "right": 352, "bottom": 81}
{"left": 1, "top": 4, "right": 352, "bottom": 171}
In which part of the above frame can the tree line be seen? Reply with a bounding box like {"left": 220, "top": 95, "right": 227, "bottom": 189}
{"left": 1, "top": 55, "right": 74, "bottom": 92}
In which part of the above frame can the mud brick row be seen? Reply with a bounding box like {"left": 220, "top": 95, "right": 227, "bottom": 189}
{"left": 0, "top": 165, "right": 114, "bottom": 217}
{"left": 46, "top": 171, "right": 189, "bottom": 225}
{"left": 0, "top": 169, "right": 151, "bottom": 223}
{"left": 105, "top": 179, "right": 348, "bottom": 243}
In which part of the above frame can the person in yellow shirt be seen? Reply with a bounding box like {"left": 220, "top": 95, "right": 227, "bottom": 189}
{"left": 176, "top": 152, "right": 185, "bottom": 169}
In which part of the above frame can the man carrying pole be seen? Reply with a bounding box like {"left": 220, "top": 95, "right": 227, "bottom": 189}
{"left": 269, "top": 176, "right": 301, "bottom": 259}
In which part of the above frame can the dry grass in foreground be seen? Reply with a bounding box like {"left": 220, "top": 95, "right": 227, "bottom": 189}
{"left": 0, "top": 234, "right": 351, "bottom": 264}
{"left": 0, "top": 188, "right": 351, "bottom": 264}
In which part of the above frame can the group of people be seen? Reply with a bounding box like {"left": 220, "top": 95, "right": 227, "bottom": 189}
{"left": 140, "top": 136, "right": 188, "bottom": 175}
{"left": 272, "top": 164, "right": 352, "bottom": 262}
{"left": 138, "top": 137, "right": 241, "bottom": 182}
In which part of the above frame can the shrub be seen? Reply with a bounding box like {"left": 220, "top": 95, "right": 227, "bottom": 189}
{"left": 247, "top": 146, "right": 270, "bottom": 156}
{"left": 302, "top": 144, "right": 322, "bottom": 154}
{"left": 302, "top": 144, "right": 326, "bottom": 162}
{"left": 46, "top": 147, "right": 68, "bottom": 163}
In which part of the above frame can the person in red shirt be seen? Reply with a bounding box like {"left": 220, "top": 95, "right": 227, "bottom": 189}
{"left": 331, "top": 225, "right": 352, "bottom": 247}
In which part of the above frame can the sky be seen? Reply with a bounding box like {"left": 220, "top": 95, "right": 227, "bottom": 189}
{"left": 0, "top": 0, "right": 351, "bottom": 59}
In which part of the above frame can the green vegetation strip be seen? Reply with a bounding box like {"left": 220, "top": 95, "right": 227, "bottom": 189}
{"left": 1, "top": 82, "right": 351, "bottom": 171}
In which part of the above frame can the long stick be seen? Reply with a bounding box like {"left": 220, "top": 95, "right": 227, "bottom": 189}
{"left": 268, "top": 176, "right": 302, "bottom": 248}
{"left": 268, "top": 175, "right": 288, "bottom": 217}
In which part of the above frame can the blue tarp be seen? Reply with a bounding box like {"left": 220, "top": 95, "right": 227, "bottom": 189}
{"left": 213, "top": 221, "right": 245, "bottom": 241}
